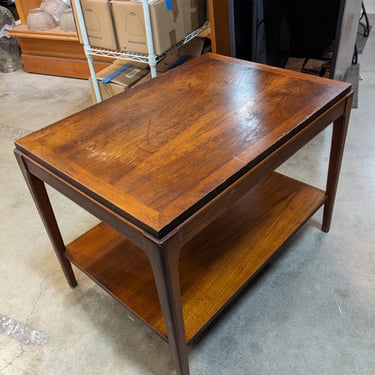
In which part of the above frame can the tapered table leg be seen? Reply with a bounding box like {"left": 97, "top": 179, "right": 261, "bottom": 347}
{"left": 14, "top": 150, "right": 77, "bottom": 288}
{"left": 322, "top": 93, "right": 353, "bottom": 232}
{"left": 143, "top": 232, "right": 190, "bottom": 375}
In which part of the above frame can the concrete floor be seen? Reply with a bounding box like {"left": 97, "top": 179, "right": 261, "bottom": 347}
{"left": 1, "top": 13, "right": 375, "bottom": 375}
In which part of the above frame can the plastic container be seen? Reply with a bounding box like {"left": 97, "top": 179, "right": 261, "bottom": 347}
{"left": 59, "top": 8, "right": 76, "bottom": 32}
{"left": 27, "top": 8, "right": 57, "bottom": 31}
{"left": 0, "top": 5, "right": 22, "bottom": 72}
{"left": 40, "top": 0, "right": 70, "bottom": 23}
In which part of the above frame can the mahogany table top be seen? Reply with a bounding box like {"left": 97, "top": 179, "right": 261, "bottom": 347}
{"left": 15, "top": 53, "right": 351, "bottom": 238}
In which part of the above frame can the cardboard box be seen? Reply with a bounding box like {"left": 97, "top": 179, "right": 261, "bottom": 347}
{"left": 80, "top": 0, "right": 118, "bottom": 49}
{"left": 285, "top": 57, "right": 305, "bottom": 72}
{"left": 156, "top": 36, "right": 208, "bottom": 72}
{"left": 178, "top": 36, "right": 206, "bottom": 56}
{"left": 112, "top": 0, "right": 187, "bottom": 55}
{"left": 182, "top": 0, "right": 206, "bottom": 34}
{"left": 132, "top": 72, "right": 152, "bottom": 87}
{"left": 89, "top": 77, "right": 125, "bottom": 103}
{"left": 89, "top": 60, "right": 149, "bottom": 102}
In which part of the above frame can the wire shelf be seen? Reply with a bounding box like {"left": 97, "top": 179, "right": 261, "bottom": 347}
{"left": 86, "top": 21, "right": 210, "bottom": 64}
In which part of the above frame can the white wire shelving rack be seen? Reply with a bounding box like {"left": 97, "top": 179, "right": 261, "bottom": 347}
{"left": 72, "top": 0, "right": 209, "bottom": 103}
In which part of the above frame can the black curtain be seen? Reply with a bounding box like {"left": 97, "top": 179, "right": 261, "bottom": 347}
{"left": 233, "top": 0, "right": 342, "bottom": 67}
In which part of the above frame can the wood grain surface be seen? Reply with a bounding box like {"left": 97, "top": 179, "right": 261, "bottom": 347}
{"left": 65, "top": 172, "right": 326, "bottom": 342}
{"left": 15, "top": 53, "right": 351, "bottom": 237}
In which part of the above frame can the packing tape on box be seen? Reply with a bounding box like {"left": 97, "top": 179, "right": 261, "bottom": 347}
{"left": 102, "top": 63, "right": 132, "bottom": 84}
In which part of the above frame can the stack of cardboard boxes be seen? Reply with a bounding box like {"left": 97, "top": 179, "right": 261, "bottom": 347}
{"left": 88, "top": 59, "right": 150, "bottom": 102}
{"left": 77, "top": 0, "right": 206, "bottom": 54}
{"left": 76, "top": 0, "right": 207, "bottom": 102}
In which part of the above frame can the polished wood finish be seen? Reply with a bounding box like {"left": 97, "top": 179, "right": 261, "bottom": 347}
{"left": 64, "top": 172, "right": 326, "bottom": 342}
{"left": 15, "top": 53, "right": 353, "bottom": 375}
{"left": 15, "top": 54, "right": 351, "bottom": 238}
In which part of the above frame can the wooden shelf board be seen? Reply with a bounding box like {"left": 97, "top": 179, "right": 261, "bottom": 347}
{"left": 65, "top": 172, "right": 326, "bottom": 343}
{"left": 9, "top": 25, "right": 79, "bottom": 42}
{"left": 21, "top": 54, "right": 111, "bottom": 79}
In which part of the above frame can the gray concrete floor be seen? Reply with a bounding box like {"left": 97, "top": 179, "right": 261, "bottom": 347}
{"left": 1, "top": 15, "right": 375, "bottom": 375}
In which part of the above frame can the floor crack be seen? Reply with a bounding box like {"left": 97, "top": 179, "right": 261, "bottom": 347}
{"left": 25, "top": 268, "right": 60, "bottom": 329}
{"left": 0, "top": 344, "right": 25, "bottom": 373}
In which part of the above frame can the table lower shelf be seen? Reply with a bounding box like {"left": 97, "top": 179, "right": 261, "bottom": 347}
{"left": 65, "top": 172, "right": 326, "bottom": 344}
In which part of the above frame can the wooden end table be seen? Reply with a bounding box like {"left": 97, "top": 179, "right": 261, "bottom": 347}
{"left": 14, "top": 53, "right": 353, "bottom": 375}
